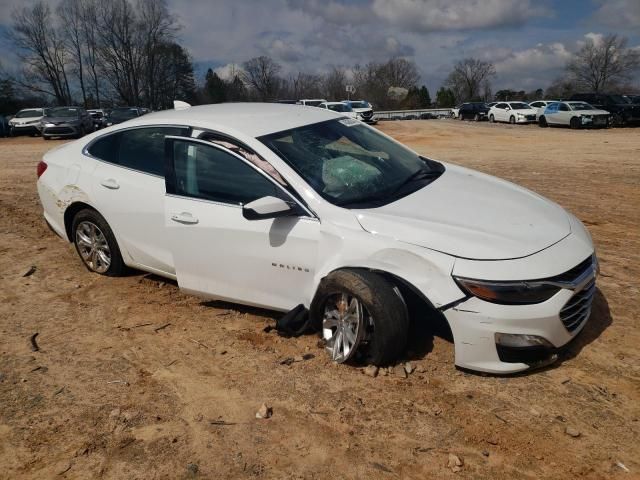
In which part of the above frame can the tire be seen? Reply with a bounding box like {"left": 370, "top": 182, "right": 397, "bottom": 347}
{"left": 43, "top": 135, "right": 51, "bottom": 140}
{"left": 570, "top": 117, "right": 580, "bottom": 129}
{"left": 77, "top": 126, "right": 85, "bottom": 139}
{"left": 310, "top": 269, "right": 409, "bottom": 366}
{"left": 539, "top": 116, "right": 548, "bottom": 128}
{"left": 71, "top": 208, "right": 125, "bottom": 276}
{"left": 509, "top": 115, "right": 516, "bottom": 124}
{"left": 489, "top": 114, "right": 495, "bottom": 123}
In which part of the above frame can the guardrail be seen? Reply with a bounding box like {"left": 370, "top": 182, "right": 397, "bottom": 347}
{"left": 373, "top": 108, "right": 452, "bottom": 120}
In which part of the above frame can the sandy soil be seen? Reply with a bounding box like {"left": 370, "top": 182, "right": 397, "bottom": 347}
{"left": 0, "top": 121, "right": 639, "bottom": 479}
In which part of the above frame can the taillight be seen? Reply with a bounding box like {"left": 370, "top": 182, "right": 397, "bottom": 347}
{"left": 37, "top": 160, "right": 48, "bottom": 178}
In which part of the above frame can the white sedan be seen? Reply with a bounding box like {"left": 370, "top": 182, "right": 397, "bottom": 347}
{"left": 488, "top": 102, "right": 538, "bottom": 124}
{"left": 539, "top": 101, "right": 610, "bottom": 129}
{"left": 318, "top": 101, "right": 359, "bottom": 119}
{"left": 36, "top": 103, "right": 597, "bottom": 374}
{"left": 528, "top": 100, "right": 558, "bottom": 120}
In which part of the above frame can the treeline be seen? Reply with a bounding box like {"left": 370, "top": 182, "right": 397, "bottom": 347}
{"left": 6, "top": 0, "right": 195, "bottom": 110}
{"left": 198, "top": 57, "right": 432, "bottom": 110}
{"left": 2, "top": 0, "right": 638, "bottom": 113}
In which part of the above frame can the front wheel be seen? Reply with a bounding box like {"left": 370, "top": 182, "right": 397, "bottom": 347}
{"left": 311, "top": 270, "right": 409, "bottom": 366}
{"left": 539, "top": 116, "right": 548, "bottom": 128}
{"left": 570, "top": 117, "right": 580, "bottom": 129}
{"left": 72, "top": 209, "right": 126, "bottom": 276}
{"left": 509, "top": 115, "right": 516, "bottom": 124}
{"left": 489, "top": 114, "right": 495, "bottom": 123}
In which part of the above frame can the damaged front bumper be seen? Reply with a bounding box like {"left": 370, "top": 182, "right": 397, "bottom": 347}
{"left": 443, "top": 288, "right": 588, "bottom": 374}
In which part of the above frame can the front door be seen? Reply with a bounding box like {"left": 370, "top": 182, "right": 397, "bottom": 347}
{"left": 163, "top": 137, "right": 320, "bottom": 311}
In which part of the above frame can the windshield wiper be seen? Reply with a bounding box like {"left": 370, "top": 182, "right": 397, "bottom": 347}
{"left": 390, "top": 167, "right": 441, "bottom": 196}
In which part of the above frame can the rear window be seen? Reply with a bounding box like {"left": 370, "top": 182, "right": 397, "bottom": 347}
{"left": 87, "top": 126, "right": 190, "bottom": 176}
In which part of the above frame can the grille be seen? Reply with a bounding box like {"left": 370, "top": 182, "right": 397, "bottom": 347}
{"left": 560, "top": 279, "right": 596, "bottom": 333}
{"left": 360, "top": 110, "right": 373, "bottom": 119}
{"left": 45, "top": 127, "right": 73, "bottom": 135}
{"left": 525, "top": 115, "right": 536, "bottom": 121}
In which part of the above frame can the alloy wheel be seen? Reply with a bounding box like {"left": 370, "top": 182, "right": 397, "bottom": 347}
{"left": 322, "top": 293, "right": 367, "bottom": 363}
{"left": 75, "top": 221, "right": 111, "bottom": 273}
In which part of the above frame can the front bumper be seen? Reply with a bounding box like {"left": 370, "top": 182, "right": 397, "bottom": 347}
{"left": 10, "top": 123, "right": 40, "bottom": 134}
{"left": 443, "top": 282, "right": 593, "bottom": 373}
{"left": 514, "top": 115, "right": 536, "bottom": 123}
{"left": 42, "top": 124, "right": 82, "bottom": 137}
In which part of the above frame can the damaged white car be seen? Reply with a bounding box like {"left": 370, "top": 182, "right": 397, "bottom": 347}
{"left": 36, "top": 103, "right": 597, "bottom": 374}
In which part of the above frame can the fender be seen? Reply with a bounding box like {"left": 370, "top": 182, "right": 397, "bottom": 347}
{"left": 310, "top": 246, "right": 464, "bottom": 309}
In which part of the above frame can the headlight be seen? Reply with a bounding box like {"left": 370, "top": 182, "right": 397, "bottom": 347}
{"left": 453, "top": 276, "right": 560, "bottom": 305}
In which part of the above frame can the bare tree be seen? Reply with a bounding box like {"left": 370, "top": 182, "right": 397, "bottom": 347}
{"left": 10, "top": 1, "right": 72, "bottom": 104}
{"left": 445, "top": 58, "right": 495, "bottom": 102}
{"left": 242, "top": 56, "right": 282, "bottom": 101}
{"left": 323, "top": 66, "right": 347, "bottom": 100}
{"left": 567, "top": 34, "right": 640, "bottom": 92}
{"left": 59, "top": 0, "right": 87, "bottom": 106}
{"left": 80, "top": 0, "right": 103, "bottom": 106}
{"left": 381, "top": 57, "right": 420, "bottom": 89}
{"left": 288, "top": 72, "right": 323, "bottom": 99}
{"left": 353, "top": 58, "right": 421, "bottom": 108}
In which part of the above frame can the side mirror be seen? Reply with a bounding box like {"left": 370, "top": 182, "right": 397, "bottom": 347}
{"left": 242, "top": 196, "right": 302, "bottom": 220}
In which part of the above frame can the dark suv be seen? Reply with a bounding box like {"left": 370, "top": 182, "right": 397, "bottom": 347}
{"left": 457, "top": 102, "right": 490, "bottom": 121}
{"left": 569, "top": 93, "right": 640, "bottom": 125}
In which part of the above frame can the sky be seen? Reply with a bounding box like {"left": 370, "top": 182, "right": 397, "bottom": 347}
{"left": 1, "top": 0, "right": 639, "bottom": 94}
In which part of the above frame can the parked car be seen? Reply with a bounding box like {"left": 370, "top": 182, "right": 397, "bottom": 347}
{"left": 8, "top": 108, "right": 47, "bottom": 136}
{"left": 87, "top": 109, "right": 108, "bottom": 130}
{"left": 569, "top": 93, "right": 640, "bottom": 125}
{"left": 486, "top": 102, "right": 498, "bottom": 108}
{"left": 342, "top": 100, "right": 376, "bottom": 124}
{"left": 488, "top": 102, "right": 537, "bottom": 124}
{"left": 538, "top": 101, "right": 610, "bottom": 129}
{"left": 318, "top": 102, "right": 358, "bottom": 119}
{"left": 40, "top": 107, "right": 93, "bottom": 139}
{"left": 36, "top": 103, "right": 598, "bottom": 374}
{"left": 528, "top": 100, "right": 559, "bottom": 120}
{"left": 457, "top": 102, "right": 490, "bottom": 121}
{"left": 274, "top": 100, "right": 298, "bottom": 104}
{"left": 297, "top": 99, "right": 327, "bottom": 107}
{"left": 105, "top": 107, "right": 148, "bottom": 126}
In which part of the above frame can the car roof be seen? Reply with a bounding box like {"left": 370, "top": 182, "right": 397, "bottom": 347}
{"left": 121, "top": 103, "right": 340, "bottom": 137}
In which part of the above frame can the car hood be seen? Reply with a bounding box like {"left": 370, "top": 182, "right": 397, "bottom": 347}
{"left": 513, "top": 109, "right": 537, "bottom": 115}
{"left": 355, "top": 164, "right": 571, "bottom": 260}
{"left": 43, "top": 116, "right": 80, "bottom": 124}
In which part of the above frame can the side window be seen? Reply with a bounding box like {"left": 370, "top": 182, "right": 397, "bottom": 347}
{"left": 119, "top": 127, "right": 189, "bottom": 176}
{"left": 559, "top": 103, "right": 570, "bottom": 112}
{"left": 88, "top": 133, "right": 120, "bottom": 163}
{"left": 496, "top": 103, "right": 506, "bottom": 109}
{"left": 171, "top": 140, "right": 280, "bottom": 205}
{"left": 88, "top": 126, "right": 189, "bottom": 176}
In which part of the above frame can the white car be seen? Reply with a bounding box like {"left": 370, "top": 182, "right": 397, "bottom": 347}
{"left": 528, "top": 100, "right": 559, "bottom": 120}
{"left": 36, "top": 103, "right": 597, "bottom": 374}
{"left": 450, "top": 105, "right": 461, "bottom": 118}
{"left": 318, "top": 102, "right": 359, "bottom": 119}
{"left": 9, "top": 108, "right": 47, "bottom": 136}
{"left": 539, "top": 101, "right": 610, "bottom": 129}
{"left": 297, "top": 99, "right": 327, "bottom": 107}
{"left": 342, "top": 100, "right": 376, "bottom": 124}
{"left": 488, "top": 102, "right": 538, "bottom": 124}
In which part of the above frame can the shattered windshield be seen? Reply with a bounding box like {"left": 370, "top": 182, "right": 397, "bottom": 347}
{"left": 259, "top": 119, "right": 444, "bottom": 208}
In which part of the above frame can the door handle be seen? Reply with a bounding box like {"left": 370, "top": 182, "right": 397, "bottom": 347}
{"left": 100, "top": 178, "right": 120, "bottom": 190}
{"left": 170, "top": 212, "right": 199, "bottom": 225}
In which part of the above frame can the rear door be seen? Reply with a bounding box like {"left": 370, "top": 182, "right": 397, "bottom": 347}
{"left": 163, "top": 137, "right": 320, "bottom": 311}
{"left": 88, "top": 125, "right": 190, "bottom": 275}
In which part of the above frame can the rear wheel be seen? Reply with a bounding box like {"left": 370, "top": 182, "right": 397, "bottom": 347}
{"left": 311, "top": 269, "right": 409, "bottom": 366}
{"left": 72, "top": 209, "right": 125, "bottom": 276}
{"left": 539, "top": 116, "right": 548, "bottom": 128}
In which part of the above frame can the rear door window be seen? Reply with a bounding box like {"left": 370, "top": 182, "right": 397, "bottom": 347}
{"left": 87, "top": 126, "right": 190, "bottom": 176}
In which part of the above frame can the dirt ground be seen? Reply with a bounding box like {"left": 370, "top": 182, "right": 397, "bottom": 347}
{"left": 0, "top": 120, "right": 639, "bottom": 480}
